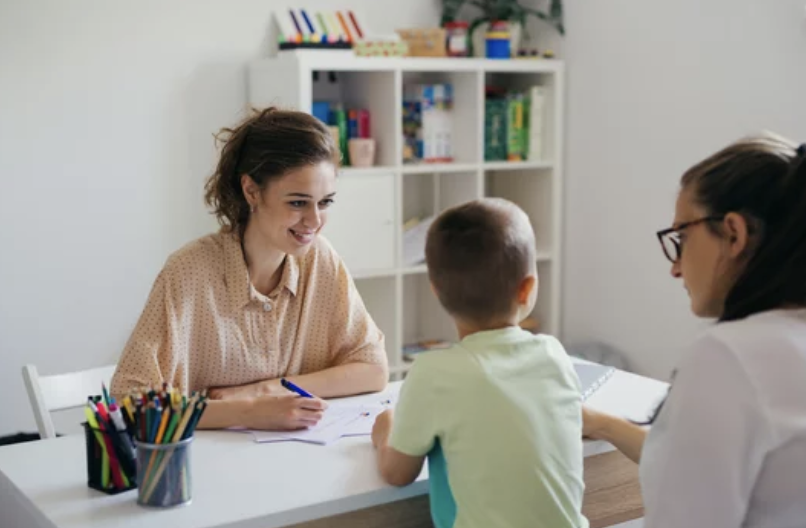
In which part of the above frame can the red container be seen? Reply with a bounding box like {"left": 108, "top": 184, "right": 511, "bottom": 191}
{"left": 444, "top": 21, "right": 469, "bottom": 57}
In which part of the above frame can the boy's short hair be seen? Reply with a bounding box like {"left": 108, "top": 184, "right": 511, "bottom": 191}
{"left": 425, "top": 198, "right": 537, "bottom": 324}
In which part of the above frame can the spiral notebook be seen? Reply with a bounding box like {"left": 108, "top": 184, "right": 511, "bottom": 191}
{"left": 574, "top": 363, "right": 616, "bottom": 401}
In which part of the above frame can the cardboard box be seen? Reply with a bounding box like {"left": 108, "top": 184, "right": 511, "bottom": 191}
{"left": 396, "top": 28, "right": 446, "bottom": 57}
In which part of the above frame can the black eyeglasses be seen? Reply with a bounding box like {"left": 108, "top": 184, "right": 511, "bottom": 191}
{"left": 656, "top": 216, "right": 723, "bottom": 263}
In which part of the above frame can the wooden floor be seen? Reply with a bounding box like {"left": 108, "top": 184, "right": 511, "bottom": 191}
{"left": 292, "top": 450, "right": 642, "bottom": 528}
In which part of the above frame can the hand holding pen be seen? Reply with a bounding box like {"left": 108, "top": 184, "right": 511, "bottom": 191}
{"left": 236, "top": 378, "right": 328, "bottom": 431}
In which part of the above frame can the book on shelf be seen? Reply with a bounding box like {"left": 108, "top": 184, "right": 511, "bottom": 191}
{"left": 484, "top": 85, "right": 548, "bottom": 163}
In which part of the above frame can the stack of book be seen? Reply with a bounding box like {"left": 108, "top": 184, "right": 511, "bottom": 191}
{"left": 484, "top": 85, "right": 548, "bottom": 162}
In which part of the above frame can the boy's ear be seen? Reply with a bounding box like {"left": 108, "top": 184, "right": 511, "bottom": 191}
{"left": 517, "top": 275, "right": 537, "bottom": 305}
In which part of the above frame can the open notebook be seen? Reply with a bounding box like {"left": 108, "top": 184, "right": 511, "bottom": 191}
{"left": 574, "top": 362, "right": 616, "bottom": 401}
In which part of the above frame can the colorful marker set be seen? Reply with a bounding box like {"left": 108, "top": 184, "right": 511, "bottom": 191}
{"left": 83, "top": 384, "right": 138, "bottom": 494}
{"left": 274, "top": 8, "right": 366, "bottom": 50}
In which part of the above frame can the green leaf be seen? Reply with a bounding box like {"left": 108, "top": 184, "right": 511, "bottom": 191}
{"left": 440, "top": 0, "right": 468, "bottom": 25}
{"left": 467, "top": 16, "right": 490, "bottom": 56}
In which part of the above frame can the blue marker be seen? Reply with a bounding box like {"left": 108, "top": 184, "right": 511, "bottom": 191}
{"left": 299, "top": 9, "right": 316, "bottom": 35}
{"left": 281, "top": 378, "right": 314, "bottom": 398}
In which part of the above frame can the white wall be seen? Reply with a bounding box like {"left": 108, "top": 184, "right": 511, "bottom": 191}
{"left": 0, "top": 0, "right": 439, "bottom": 436}
{"left": 560, "top": 0, "right": 806, "bottom": 379}
{"left": 2, "top": 0, "right": 805, "bottom": 436}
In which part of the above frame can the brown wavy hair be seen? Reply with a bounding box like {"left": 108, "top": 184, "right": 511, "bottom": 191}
{"left": 204, "top": 107, "right": 339, "bottom": 237}
{"left": 680, "top": 132, "right": 806, "bottom": 321}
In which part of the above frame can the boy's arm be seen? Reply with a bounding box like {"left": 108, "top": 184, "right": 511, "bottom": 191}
{"left": 372, "top": 410, "right": 426, "bottom": 486}
{"left": 371, "top": 360, "right": 436, "bottom": 486}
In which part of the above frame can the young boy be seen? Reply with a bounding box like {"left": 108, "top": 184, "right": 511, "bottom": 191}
{"left": 371, "top": 198, "right": 588, "bottom": 528}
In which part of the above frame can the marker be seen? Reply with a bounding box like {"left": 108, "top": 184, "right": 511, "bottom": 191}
{"left": 347, "top": 11, "right": 364, "bottom": 39}
{"left": 288, "top": 9, "right": 303, "bottom": 36}
{"left": 109, "top": 402, "right": 136, "bottom": 460}
{"left": 87, "top": 401, "right": 127, "bottom": 489}
{"left": 326, "top": 12, "right": 344, "bottom": 41}
{"left": 280, "top": 378, "right": 314, "bottom": 398}
{"left": 84, "top": 405, "right": 111, "bottom": 489}
{"left": 336, "top": 11, "right": 353, "bottom": 42}
{"left": 315, "top": 12, "right": 330, "bottom": 41}
{"left": 299, "top": 9, "right": 316, "bottom": 34}
{"left": 102, "top": 383, "right": 111, "bottom": 408}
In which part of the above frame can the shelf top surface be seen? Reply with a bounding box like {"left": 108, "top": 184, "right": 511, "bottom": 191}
{"left": 254, "top": 49, "right": 563, "bottom": 74}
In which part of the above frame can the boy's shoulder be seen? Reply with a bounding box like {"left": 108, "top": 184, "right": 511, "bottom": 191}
{"left": 407, "top": 330, "right": 572, "bottom": 374}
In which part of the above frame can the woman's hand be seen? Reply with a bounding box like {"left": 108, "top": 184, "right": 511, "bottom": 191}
{"left": 582, "top": 404, "right": 612, "bottom": 440}
{"left": 208, "top": 379, "right": 283, "bottom": 401}
{"left": 243, "top": 394, "right": 329, "bottom": 431}
{"left": 372, "top": 409, "right": 394, "bottom": 448}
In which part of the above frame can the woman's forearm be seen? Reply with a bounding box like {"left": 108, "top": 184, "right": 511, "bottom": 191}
{"left": 284, "top": 362, "right": 388, "bottom": 398}
{"left": 196, "top": 399, "right": 251, "bottom": 430}
{"left": 596, "top": 415, "right": 648, "bottom": 464}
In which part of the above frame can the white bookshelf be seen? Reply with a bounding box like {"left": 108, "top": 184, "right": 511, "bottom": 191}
{"left": 248, "top": 50, "right": 564, "bottom": 378}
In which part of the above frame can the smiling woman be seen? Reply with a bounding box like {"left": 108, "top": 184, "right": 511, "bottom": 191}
{"left": 110, "top": 108, "right": 389, "bottom": 432}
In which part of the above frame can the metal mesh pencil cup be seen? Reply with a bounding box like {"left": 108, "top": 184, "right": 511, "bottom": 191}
{"left": 135, "top": 436, "right": 193, "bottom": 508}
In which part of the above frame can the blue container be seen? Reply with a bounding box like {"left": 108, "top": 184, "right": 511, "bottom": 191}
{"left": 312, "top": 101, "right": 330, "bottom": 124}
{"left": 485, "top": 32, "right": 510, "bottom": 59}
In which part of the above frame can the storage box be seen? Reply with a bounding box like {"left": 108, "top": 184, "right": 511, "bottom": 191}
{"left": 396, "top": 28, "right": 446, "bottom": 57}
{"left": 403, "top": 84, "right": 454, "bottom": 163}
{"left": 353, "top": 40, "right": 408, "bottom": 57}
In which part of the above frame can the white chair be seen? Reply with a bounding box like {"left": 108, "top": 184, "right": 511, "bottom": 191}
{"left": 22, "top": 364, "right": 117, "bottom": 440}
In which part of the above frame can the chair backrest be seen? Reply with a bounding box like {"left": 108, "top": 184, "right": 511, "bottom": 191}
{"left": 21, "top": 364, "right": 117, "bottom": 440}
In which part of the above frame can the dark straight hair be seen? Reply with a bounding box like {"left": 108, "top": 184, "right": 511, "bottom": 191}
{"left": 680, "top": 133, "right": 806, "bottom": 322}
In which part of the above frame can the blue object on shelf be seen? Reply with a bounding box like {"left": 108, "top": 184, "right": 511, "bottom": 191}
{"left": 312, "top": 101, "right": 330, "bottom": 124}
{"left": 485, "top": 33, "right": 510, "bottom": 59}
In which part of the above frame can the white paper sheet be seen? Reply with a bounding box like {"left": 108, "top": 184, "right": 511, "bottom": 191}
{"left": 245, "top": 397, "right": 396, "bottom": 446}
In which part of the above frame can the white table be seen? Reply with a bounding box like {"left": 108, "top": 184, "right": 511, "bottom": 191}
{"left": 0, "top": 365, "right": 668, "bottom": 528}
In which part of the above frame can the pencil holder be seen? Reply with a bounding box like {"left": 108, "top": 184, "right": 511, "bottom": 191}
{"left": 136, "top": 437, "right": 193, "bottom": 508}
{"left": 83, "top": 422, "right": 137, "bottom": 495}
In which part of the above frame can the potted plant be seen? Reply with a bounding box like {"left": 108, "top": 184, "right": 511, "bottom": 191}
{"left": 440, "top": 0, "right": 564, "bottom": 57}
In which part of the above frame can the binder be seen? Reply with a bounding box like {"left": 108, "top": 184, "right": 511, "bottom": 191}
{"left": 574, "top": 363, "right": 616, "bottom": 401}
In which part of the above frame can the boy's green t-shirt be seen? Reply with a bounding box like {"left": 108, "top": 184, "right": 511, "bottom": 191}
{"left": 390, "top": 327, "right": 589, "bottom": 528}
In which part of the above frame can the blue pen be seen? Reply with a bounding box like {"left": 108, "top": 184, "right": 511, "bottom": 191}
{"left": 280, "top": 378, "right": 313, "bottom": 398}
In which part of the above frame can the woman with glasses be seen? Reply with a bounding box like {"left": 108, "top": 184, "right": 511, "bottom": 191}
{"left": 582, "top": 133, "right": 806, "bottom": 527}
